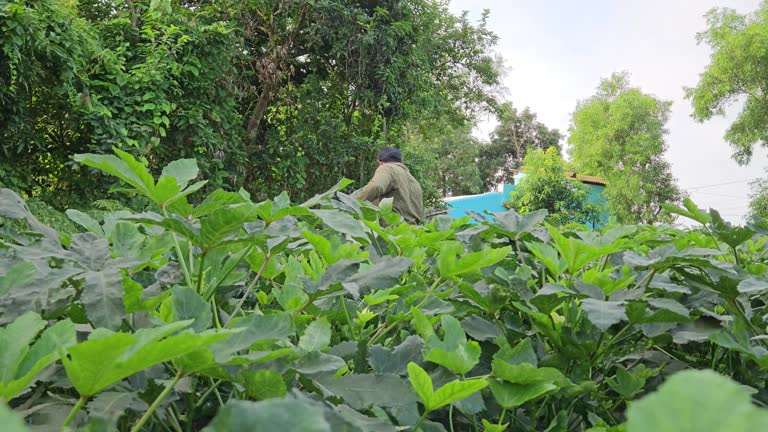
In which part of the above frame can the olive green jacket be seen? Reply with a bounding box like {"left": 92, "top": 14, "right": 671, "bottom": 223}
{"left": 357, "top": 162, "right": 424, "bottom": 224}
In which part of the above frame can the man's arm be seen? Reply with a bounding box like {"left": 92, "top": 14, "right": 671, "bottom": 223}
{"left": 356, "top": 165, "right": 393, "bottom": 202}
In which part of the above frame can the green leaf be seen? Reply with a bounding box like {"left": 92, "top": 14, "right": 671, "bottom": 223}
{"left": 298, "top": 318, "right": 331, "bottom": 352}
{"left": 580, "top": 299, "right": 627, "bottom": 331}
{"left": 200, "top": 204, "right": 260, "bottom": 249}
{"left": 213, "top": 313, "right": 294, "bottom": 362}
{"left": 547, "top": 226, "right": 616, "bottom": 274}
{"left": 66, "top": 209, "right": 104, "bottom": 236}
{"left": 495, "top": 338, "right": 537, "bottom": 367}
{"left": 171, "top": 286, "right": 212, "bottom": 332}
{"left": 626, "top": 369, "right": 768, "bottom": 432}
{"left": 489, "top": 379, "right": 556, "bottom": 408}
{"left": 661, "top": 198, "right": 710, "bottom": 225}
{"left": 0, "top": 403, "right": 30, "bottom": 432}
{"left": 80, "top": 268, "right": 126, "bottom": 330}
{"left": 0, "top": 262, "right": 36, "bottom": 297}
{"left": 88, "top": 391, "right": 148, "bottom": 421}
{"left": 0, "top": 188, "right": 59, "bottom": 240}
{"left": 203, "top": 399, "right": 331, "bottom": 432}
{"left": 423, "top": 315, "right": 481, "bottom": 374}
{"left": 161, "top": 159, "right": 198, "bottom": 189}
{"left": 407, "top": 362, "right": 434, "bottom": 408}
{"left": 369, "top": 336, "right": 424, "bottom": 375}
{"left": 61, "top": 321, "right": 232, "bottom": 396}
{"left": 343, "top": 256, "right": 413, "bottom": 298}
{"left": 430, "top": 379, "right": 488, "bottom": 410}
{"left": 0, "top": 313, "right": 76, "bottom": 401}
{"left": 237, "top": 370, "right": 287, "bottom": 400}
{"left": 491, "top": 359, "right": 567, "bottom": 385}
{"left": 525, "top": 241, "right": 567, "bottom": 276}
{"left": 606, "top": 367, "right": 646, "bottom": 399}
{"left": 316, "top": 373, "right": 417, "bottom": 410}
{"left": 311, "top": 209, "right": 369, "bottom": 240}
{"left": 301, "top": 178, "right": 354, "bottom": 207}
{"left": 482, "top": 418, "right": 509, "bottom": 432}
{"left": 437, "top": 243, "right": 512, "bottom": 277}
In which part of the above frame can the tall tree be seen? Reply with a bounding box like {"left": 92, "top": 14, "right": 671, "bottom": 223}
{"left": 0, "top": 0, "right": 504, "bottom": 207}
{"left": 568, "top": 72, "right": 683, "bottom": 224}
{"left": 479, "top": 102, "right": 562, "bottom": 191}
{"left": 687, "top": 4, "right": 768, "bottom": 165}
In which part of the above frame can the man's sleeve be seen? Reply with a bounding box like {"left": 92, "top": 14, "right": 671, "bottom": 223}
{"left": 356, "top": 166, "right": 393, "bottom": 202}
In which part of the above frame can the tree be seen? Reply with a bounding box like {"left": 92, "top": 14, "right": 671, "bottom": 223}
{"left": 568, "top": 72, "right": 684, "bottom": 224}
{"left": 508, "top": 147, "right": 600, "bottom": 226}
{"left": 748, "top": 172, "right": 768, "bottom": 222}
{"left": 479, "top": 102, "right": 562, "bottom": 191}
{"left": 0, "top": 0, "right": 504, "bottom": 208}
{"left": 687, "top": 4, "right": 768, "bottom": 165}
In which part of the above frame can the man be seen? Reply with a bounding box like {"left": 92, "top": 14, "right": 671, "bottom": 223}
{"left": 356, "top": 147, "right": 424, "bottom": 224}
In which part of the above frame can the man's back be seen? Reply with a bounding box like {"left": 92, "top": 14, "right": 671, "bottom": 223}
{"left": 357, "top": 162, "right": 424, "bottom": 224}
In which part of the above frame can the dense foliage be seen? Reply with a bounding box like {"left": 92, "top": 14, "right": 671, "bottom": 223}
{"left": 508, "top": 148, "right": 602, "bottom": 227}
{"left": 687, "top": 3, "right": 768, "bottom": 165}
{"left": 0, "top": 0, "right": 502, "bottom": 207}
{"left": 480, "top": 102, "right": 562, "bottom": 192}
{"left": 2, "top": 152, "right": 768, "bottom": 431}
{"left": 568, "top": 72, "right": 683, "bottom": 225}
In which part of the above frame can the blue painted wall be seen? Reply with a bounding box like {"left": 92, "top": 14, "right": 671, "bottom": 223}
{"left": 445, "top": 192, "right": 506, "bottom": 220}
{"left": 446, "top": 181, "right": 609, "bottom": 228}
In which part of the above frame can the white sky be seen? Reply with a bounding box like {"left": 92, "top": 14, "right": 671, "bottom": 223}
{"left": 449, "top": 0, "right": 768, "bottom": 224}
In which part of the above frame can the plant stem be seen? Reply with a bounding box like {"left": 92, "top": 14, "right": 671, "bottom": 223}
{"left": 498, "top": 408, "right": 507, "bottom": 426}
{"left": 230, "top": 252, "right": 272, "bottom": 319}
{"left": 163, "top": 208, "right": 194, "bottom": 288}
{"left": 340, "top": 297, "right": 358, "bottom": 340}
{"left": 194, "top": 379, "right": 222, "bottom": 408}
{"left": 413, "top": 410, "right": 430, "bottom": 431}
{"left": 211, "top": 297, "right": 223, "bottom": 329}
{"left": 415, "top": 278, "right": 443, "bottom": 309}
{"left": 131, "top": 370, "right": 183, "bottom": 432}
{"left": 61, "top": 396, "right": 88, "bottom": 431}
{"left": 449, "top": 405, "right": 455, "bottom": 432}
{"left": 196, "top": 252, "right": 207, "bottom": 293}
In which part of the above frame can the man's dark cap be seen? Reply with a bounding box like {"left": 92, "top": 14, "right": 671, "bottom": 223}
{"left": 377, "top": 147, "right": 402, "bottom": 163}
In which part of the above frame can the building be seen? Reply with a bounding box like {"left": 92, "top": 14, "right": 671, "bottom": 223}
{"left": 444, "top": 171, "right": 608, "bottom": 228}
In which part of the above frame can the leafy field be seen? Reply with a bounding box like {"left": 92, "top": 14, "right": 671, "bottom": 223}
{"left": 2, "top": 150, "right": 768, "bottom": 431}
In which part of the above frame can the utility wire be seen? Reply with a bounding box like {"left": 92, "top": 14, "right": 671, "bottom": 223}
{"left": 682, "top": 178, "right": 758, "bottom": 190}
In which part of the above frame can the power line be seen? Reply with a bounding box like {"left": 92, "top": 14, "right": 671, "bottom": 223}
{"left": 696, "top": 191, "right": 745, "bottom": 199}
{"left": 683, "top": 178, "right": 758, "bottom": 190}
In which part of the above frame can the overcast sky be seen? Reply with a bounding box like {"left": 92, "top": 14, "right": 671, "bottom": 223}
{"left": 448, "top": 0, "right": 767, "bottom": 224}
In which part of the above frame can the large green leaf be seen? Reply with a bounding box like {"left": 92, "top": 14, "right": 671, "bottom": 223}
{"left": 237, "top": 370, "right": 287, "bottom": 400}
{"left": 423, "top": 315, "right": 481, "bottom": 374}
{"left": 315, "top": 374, "right": 417, "bottom": 410}
{"left": 342, "top": 256, "right": 413, "bottom": 299}
{"left": 203, "top": 399, "right": 331, "bottom": 432}
{"left": 80, "top": 268, "right": 125, "bottom": 330}
{"left": 298, "top": 318, "right": 332, "bottom": 352}
{"left": 311, "top": 209, "right": 369, "bottom": 240}
{"left": 0, "top": 403, "right": 30, "bottom": 432}
{"left": 580, "top": 299, "right": 627, "bottom": 331}
{"left": 0, "top": 262, "right": 36, "bottom": 297}
{"left": 437, "top": 242, "right": 512, "bottom": 278}
{"left": 0, "top": 313, "right": 76, "bottom": 401}
{"left": 369, "top": 335, "right": 424, "bottom": 375}
{"left": 61, "top": 321, "right": 232, "bottom": 396}
{"left": 626, "top": 369, "right": 768, "bottom": 432}
{"left": 214, "top": 313, "right": 294, "bottom": 362}
{"left": 0, "top": 189, "right": 58, "bottom": 240}
{"left": 406, "top": 363, "right": 488, "bottom": 411}
{"left": 171, "top": 286, "right": 212, "bottom": 332}
{"left": 489, "top": 379, "right": 556, "bottom": 409}
{"left": 547, "top": 226, "right": 617, "bottom": 274}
